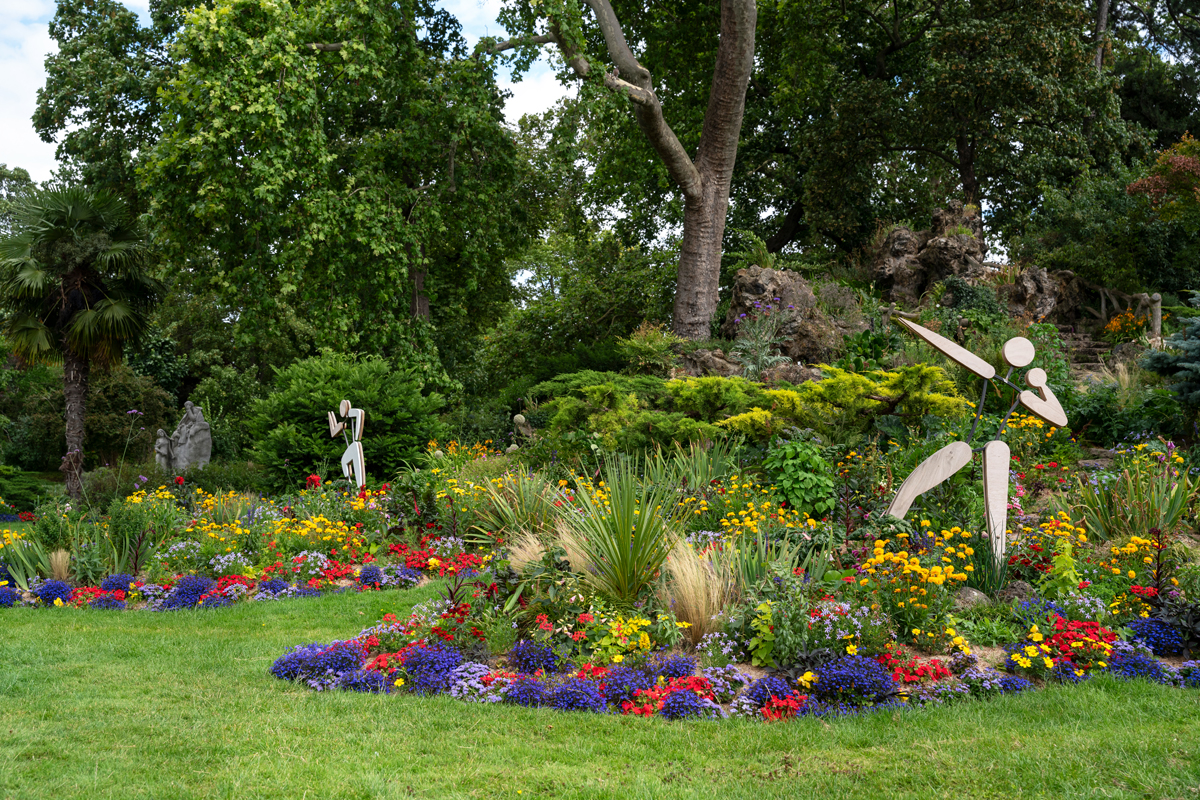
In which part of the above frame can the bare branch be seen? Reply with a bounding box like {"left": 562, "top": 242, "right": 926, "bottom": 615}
{"left": 555, "top": 0, "right": 700, "bottom": 197}
{"left": 303, "top": 42, "right": 345, "bottom": 53}
{"left": 486, "top": 33, "right": 556, "bottom": 54}
{"left": 581, "top": 0, "right": 651, "bottom": 86}
{"left": 602, "top": 73, "right": 656, "bottom": 105}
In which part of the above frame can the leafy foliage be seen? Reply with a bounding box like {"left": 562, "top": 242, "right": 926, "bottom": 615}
{"left": 719, "top": 366, "right": 967, "bottom": 440}
{"left": 248, "top": 352, "right": 446, "bottom": 488}
{"left": 761, "top": 436, "right": 836, "bottom": 517}
{"left": 142, "top": 0, "right": 536, "bottom": 360}
{"left": 1143, "top": 294, "right": 1200, "bottom": 409}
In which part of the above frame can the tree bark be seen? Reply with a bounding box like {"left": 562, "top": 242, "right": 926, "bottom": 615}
{"left": 61, "top": 343, "right": 89, "bottom": 501}
{"left": 1093, "top": 0, "right": 1110, "bottom": 71}
{"left": 670, "top": 0, "right": 757, "bottom": 339}
{"left": 766, "top": 198, "right": 806, "bottom": 253}
{"left": 410, "top": 268, "right": 430, "bottom": 319}
{"left": 552, "top": 0, "right": 757, "bottom": 340}
{"left": 956, "top": 133, "right": 980, "bottom": 206}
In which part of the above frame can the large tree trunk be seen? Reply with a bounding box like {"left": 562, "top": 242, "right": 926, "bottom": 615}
{"left": 543, "top": 0, "right": 756, "bottom": 340}
{"left": 956, "top": 133, "right": 980, "bottom": 206}
{"left": 670, "top": 0, "right": 757, "bottom": 339}
{"left": 1093, "top": 0, "right": 1110, "bottom": 71}
{"left": 61, "top": 344, "right": 89, "bottom": 501}
{"left": 673, "top": 179, "right": 733, "bottom": 339}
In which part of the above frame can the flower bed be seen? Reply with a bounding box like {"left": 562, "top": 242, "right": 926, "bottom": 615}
{"left": 269, "top": 612, "right": 1200, "bottom": 722}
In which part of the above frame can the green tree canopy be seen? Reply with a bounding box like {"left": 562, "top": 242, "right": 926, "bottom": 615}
{"left": 142, "top": 0, "right": 538, "bottom": 360}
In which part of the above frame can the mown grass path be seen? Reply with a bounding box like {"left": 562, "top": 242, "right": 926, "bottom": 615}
{"left": 2, "top": 585, "right": 1199, "bottom": 800}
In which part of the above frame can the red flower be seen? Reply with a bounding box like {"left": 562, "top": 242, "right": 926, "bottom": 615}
{"left": 577, "top": 613, "right": 595, "bottom": 625}
{"left": 174, "top": 476, "right": 185, "bottom": 486}
{"left": 306, "top": 474, "right": 321, "bottom": 489}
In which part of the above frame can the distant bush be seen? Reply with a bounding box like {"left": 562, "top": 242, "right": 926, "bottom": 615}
{"left": 249, "top": 352, "right": 446, "bottom": 488}
{"left": 2, "top": 365, "right": 173, "bottom": 471}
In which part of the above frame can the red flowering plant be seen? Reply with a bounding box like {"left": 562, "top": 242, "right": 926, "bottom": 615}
{"left": 621, "top": 675, "right": 716, "bottom": 716}
{"left": 761, "top": 693, "right": 806, "bottom": 721}
{"left": 1004, "top": 617, "right": 1114, "bottom": 680}
{"left": 875, "top": 651, "right": 953, "bottom": 685}
{"left": 362, "top": 572, "right": 492, "bottom": 654}
{"left": 387, "top": 541, "right": 483, "bottom": 576}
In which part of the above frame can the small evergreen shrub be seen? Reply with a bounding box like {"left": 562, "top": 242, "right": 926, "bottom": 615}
{"left": 248, "top": 352, "right": 446, "bottom": 489}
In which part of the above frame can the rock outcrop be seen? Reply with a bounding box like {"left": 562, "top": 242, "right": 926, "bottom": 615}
{"left": 677, "top": 348, "right": 742, "bottom": 378}
{"left": 874, "top": 201, "right": 990, "bottom": 307}
{"left": 720, "top": 266, "right": 867, "bottom": 365}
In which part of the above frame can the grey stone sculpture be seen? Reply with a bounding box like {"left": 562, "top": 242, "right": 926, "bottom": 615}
{"left": 159, "top": 401, "right": 212, "bottom": 472}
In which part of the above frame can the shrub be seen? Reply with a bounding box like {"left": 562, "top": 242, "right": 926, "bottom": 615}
{"left": 2, "top": 366, "right": 174, "bottom": 472}
{"left": 0, "top": 467, "right": 47, "bottom": 512}
{"left": 616, "top": 322, "right": 683, "bottom": 377}
{"left": 761, "top": 435, "right": 836, "bottom": 517}
{"left": 1144, "top": 293, "right": 1200, "bottom": 410}
{"left": 248, "top": 352, "right": 446, "bottom": 489}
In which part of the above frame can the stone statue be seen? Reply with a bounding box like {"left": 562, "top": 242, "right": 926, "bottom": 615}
{"left": 154, "top": 429, "right": 173, "bottom": 472}
{"left": 160, "top": 401, "right": 213, "bottom": 472}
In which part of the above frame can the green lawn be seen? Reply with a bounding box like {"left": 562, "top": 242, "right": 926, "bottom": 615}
{"left": 2, "top": 586, "right": 1199, "bottom": 800}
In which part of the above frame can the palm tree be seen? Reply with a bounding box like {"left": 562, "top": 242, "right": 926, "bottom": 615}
{"left": 0, "top": 187, "right": 159, "bottom": 499}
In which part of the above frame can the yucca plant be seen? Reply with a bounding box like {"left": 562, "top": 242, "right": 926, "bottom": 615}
{"left": 1058, "top": 454, "right": 1196, "bottom": 542}
{"left": 557, "top": 461, "right": 683, "bottom": 607}
{"left": 469, "top": 470, "right": 565, "bottom": 548}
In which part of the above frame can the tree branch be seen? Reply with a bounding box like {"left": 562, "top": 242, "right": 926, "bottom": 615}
{"left": 581, "top": 0, "right": 651, "bottom": 85}
{"left": 692, "top": 0, "right": 756, "bottom": 190}
{"left": 485, "top": 33, "right": 556, "bottom": 54}
{"left": 303, "top": 42, "right": 345, "bottom": 53}
{"left": 552, "top": 2, "right": 701, "bottom": 197}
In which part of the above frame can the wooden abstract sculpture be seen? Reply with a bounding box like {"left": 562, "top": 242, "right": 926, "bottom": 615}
{"left": 886, "top": 318, "right": 1067, "bottom": 564}
{"left": 329, "top": 399, "right": 367, "bottom": 488}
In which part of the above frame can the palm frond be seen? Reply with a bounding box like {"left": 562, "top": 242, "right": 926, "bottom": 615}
{"left": 5, "top": 314, "right": 57, "bottom": 361}
{"left": 4, "top": 262, "right": 53, "bottom": 299}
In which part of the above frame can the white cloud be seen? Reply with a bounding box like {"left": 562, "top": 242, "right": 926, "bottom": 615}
{"left": 0, "top": 2, "right": 58, "bottom": 182}
{"left": 499, "top": 65, "right": 574, "bottom": 126}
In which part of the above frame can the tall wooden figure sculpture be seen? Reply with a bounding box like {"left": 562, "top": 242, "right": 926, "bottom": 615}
{"left": 886, "top": 319, "right": 1067, "bottom": 566}
{"left": 328, "top": 399, "right": 367, "bottom": 489}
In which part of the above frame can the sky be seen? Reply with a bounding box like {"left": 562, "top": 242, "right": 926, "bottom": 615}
{"left": 0, "top": 0, "right": 572, "bottom": 184}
